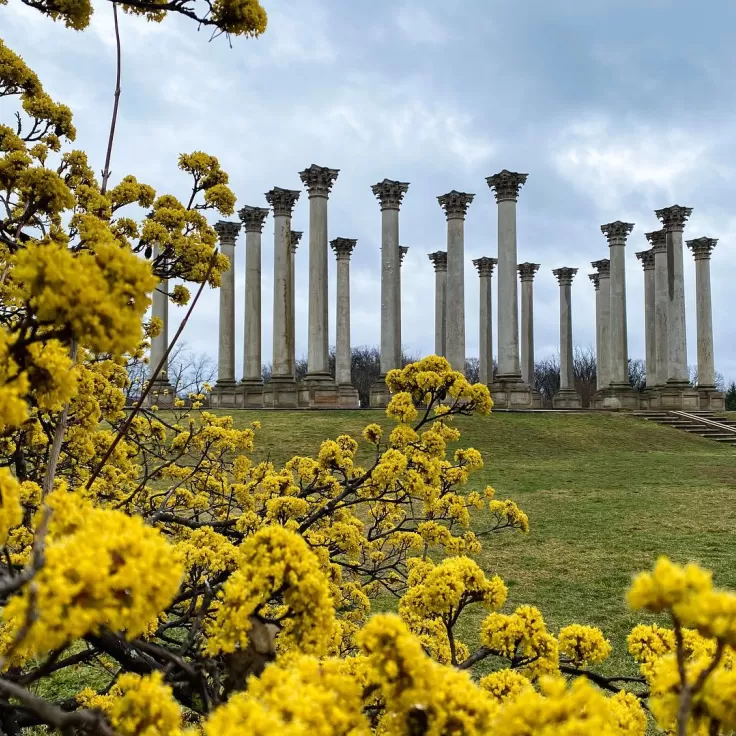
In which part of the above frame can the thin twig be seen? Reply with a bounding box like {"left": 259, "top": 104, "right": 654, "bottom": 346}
{"left": 100, "top": 2, "right": 122, "bottom": 196}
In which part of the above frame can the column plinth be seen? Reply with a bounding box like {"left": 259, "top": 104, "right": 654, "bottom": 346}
{"left": 370, "top": 179, "right": 409, "bottom": 407}
{"left": 518, "top": 262, "right": 539, "bottom": 388}
{"left": 552, "top": 268, "right": 582, "bottom": 408}
{"left": 687, "top": 237, "right": 723, "bottom": 410}
{"left": 473, "top": 257, "right": 497, "bottom": 385}
{"left": 439, "top": 190, "right": 474, "bottom": 374}
{"left": 427, "top": 251, "right": 447, "bottom": 357}
{"left": 331, "top": 238, "right": 360, "bottom": 408}
{"left": 211, "top": 221, "right": 241, "bottom": 407}
{"left": 239, "top": 205, "right": 269, "bottom": 407}
{"left": 635, "top": 248, "right": 656, "bottom": 391}
{"left": 263, "top": 187, "right": 300, "bottom": 408}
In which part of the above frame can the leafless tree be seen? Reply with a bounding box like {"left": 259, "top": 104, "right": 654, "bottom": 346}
{"left": 534, "top": 355, "right": 560, "bottom": 407}
{"left": 573, "top": 346, "right": 597, "bottom": 408}
{"left": 688, "top": 365, "right": 726, "bottom": 392}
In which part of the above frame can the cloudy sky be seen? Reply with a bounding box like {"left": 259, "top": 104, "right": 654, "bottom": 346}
{"left": 3, "top": 0, "right": 736, "bottom": 380}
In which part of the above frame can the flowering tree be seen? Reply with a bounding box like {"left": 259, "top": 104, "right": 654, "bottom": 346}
{"left": 2, "top": 6, "right": 736, "bottom": 736}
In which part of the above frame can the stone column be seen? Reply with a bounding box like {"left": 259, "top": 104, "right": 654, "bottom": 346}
{"left": 600, "top": 221, "right": 634, "bottom": 405}
{"left": 427, "top": 251, "right": 447, "bottom": 357}
{"left": 687, "top": 237, "right": 720, "bottom": 408}
{"left": 331, "top": 237, "right": 360, "bottom": 408}
{"left": 645, "top": 229, "right": 668, "bottom": 389}
{"left": 370, "top": 179, "right": 409, "bottom": 407}
{"left": 212, "top": 220, "right": 241, "bottom": 406}
{"left": 635, "top": 249, "right": 656, "bottom": 389}
{"left": 438, "top": 190, "right": 474, "bottom": 373}
{"left": 589, "top": 274, "right": 601, "bottom": 390}
{"left": 552, "top": 267, "right": 581, "bottom": 408}
{"left": 289, "top": 230, "right": 303, "bottom": 379}
{"left": 299, "top": 165, "right": 339, "bottom": 387}
{"left": 398, "top": 245, "right": 408, "bottom": 358}
{"left": 655, "top": 205, "right": 692, "bottom": 388}
{"left": 473, "top": 257, "right": 497, "bottom": 385}
{"left": 591, "top": 259, "right": 611, "bottom": 392}
{"left": 518, "top": 262, "right": 539, "bottom": 387}
{"left": 486, "top": 170, "right": 526, "bottom": 385}
{"left": 264, "top": 186, "right": 300, "bottom": 408}
{"left": 147, "top": 246, "right": 173, "bottom": 405}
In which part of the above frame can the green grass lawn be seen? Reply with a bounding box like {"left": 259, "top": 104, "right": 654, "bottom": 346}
{"left": 224, "top": 409, "right": 736, "bottom": 677}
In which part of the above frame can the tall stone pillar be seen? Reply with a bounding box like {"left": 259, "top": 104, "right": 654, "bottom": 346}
{"left": 645, "top": 229, "right": 668, "bottom": 389}
{"left": 473, "top": 257, "right": 497, "bottom": 385}
{"left": 427, "top": 251, "right": 447, "bottom": 357}
{"left": 589, "top": 273, "right": 602, "bottom": 390}
{"left": 438, "top": 191, "right": 474, "bottom": 374}
{"left": 289, "top": 230, "right": 303, "bottom": 380}
{"left": 635, "top": 249, "right": 656, "bottom": 390}
{"left": 398, "top": 245, "right": 408, "bottom": 358}
{"left": 518, "top": 262, "right": 539, "bottom": 388}
{"left": 263, "top": 186, "right": 300, "bottom": 408}
{"left": 370, "top": 179, "right": 409, "bottom": 407}
{"left": 211, "top": 221, "right": 241, "bottom": 407}
{"left": 299, "top": 165, "right": 339, "bottom": 404}
{"left": 654, "top": 205, "right": 699, "bottom": 410}
{"left": 147, "top": 246, "right": 173, "bottom": 405}
{"left": 687, "top": 237, "right": 723, "bottom": 410}
{"left": 591, "top": 259, "right": 611, "bottom": 392}
{"left": 552, "top": 267, "right": 581, "bottom": 408}
{"left": 599, "top": 221, "right": 637, "bottom": 409}
{"left": 486, "top": 170, "right": 539, "bottom": 408}
{"left": 331, "top": 237, "right": 360, "bottom": 408}
{"left": 238, "top": 205, "right": 269, "bottom": 407}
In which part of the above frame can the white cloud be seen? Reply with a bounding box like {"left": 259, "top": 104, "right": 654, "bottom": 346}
{"left": 393, "top": 3, "right": 450, "bottom": 45}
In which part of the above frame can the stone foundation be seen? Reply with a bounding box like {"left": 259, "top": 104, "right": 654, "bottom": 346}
{"left": 489, "top": 380, "right": 542, "bottom": 409}
{"left": 648, "top": 383, "right": 701, "bottom": 411}
{"left": 337, "top": 384, "right": 360, "bottom": 409}
{"left": 241, "top": 381, "right": 264, "bottom": 408}
{"left": 370, "top": 377, "right": 392, "bottom": 408}
{"left": 552, "top": 389, "right": 582, "bottom": 409}
{"left": 699, "top": 389, "right": 725, "bottom": 411}
{"left": 209, "top": 379, "right": 242, "bottom": 409}
{"left": 298, "top": 376, "right": 340, "bottom": 408}
{"left": 592, "top": 385, "right": 640, "bottom": 410}
{"left": 143, "top": 378, "right": 176, "bottom": 408}
{"left": 262, "top": 377, "right": 299, "bottom": 408}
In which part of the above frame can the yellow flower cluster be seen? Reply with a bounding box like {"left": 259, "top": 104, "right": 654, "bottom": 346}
{"left": 558, "top": 623, "right": 612, "bottom": 666}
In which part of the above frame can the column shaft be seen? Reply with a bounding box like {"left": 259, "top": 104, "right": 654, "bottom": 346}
{"left": 598, "top": 275, "right": 611, "bottom": 388}
{"left": 608, "top": 243, "right": 628, "bottom": 385}
{"left": 445, "top": 217, "right": 466, "bottom": 371}
{"left": 217, "top": 237, "right": 236, "bottom": 382}
{"left": 666, "top": 229, "right": 689, "bottom": 384}
{"left": 560, "top": 282, "right": 574, "bottom": 390}
{"left": 150, "top": 276, "right": 169, "bottom": 379}
{"left": 335, "top": 256, "right": 351, "bottom": 385}
{"left": 497, "top": 199, "right": 521, "bottom": 380}
{"left": 436, "top": 270, "right": 447, "bottom": 356}
{"left": 695, "top": 257, "right": 714, "bottom": 387}
{"left": 380, "top": 209, "right": 400, "bottom": 374}
{"left": 272, "top": 214, "right": 291, "bottom": 376}
{"left": 479, "top": 274, "right": 492, "bottom": 384}
{"left": 244, "top": 229, "right": 262, "bottom": 382}
{"left": 307, "top": 195, "right": 329, "bottom": 376}
{"left": 520, "top": 279, "right": 534, "bottom": 385}
{"left": 644, "top": 267, "right": 656, "bottom": 388}
{"left": 589, "top": 276, "right": 602, "bottom": 390}
{"left": 653, "top": 245, "right": 668, "bottom": 387}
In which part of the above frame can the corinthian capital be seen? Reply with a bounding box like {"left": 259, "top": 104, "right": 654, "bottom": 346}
{"left": 238, "top": 205, "right": 270, "bottom": 233}
{"left": 437, "top": 190, "right": 475, "bottom": 220}
{"left": 427, "top": 251, "right": 447, "bottom": 272}
{"left": 600, "top": 221, "right": 634, "bottom": 246}
{"left": 517, "top": 262, "right": 540, "bottom": 281}
{"left": 473, "top": 256, "right": 497, "bottom": 277}
{"left": 299, "top": 164, "right": 340, "bottom": 197}
{"left": 591, "top": 258, "right": 610, "bottom": 276}
{"left": 485, "top": 170, "right": 528, "bottom": 202}
{"left": 214, "top": 220, "right": 241, "bottom": 243}
{"left": 645, "top": 229, "right": 667, "bottom": 253}
{"left": 399, "top": 246, "right": 409, "bottom": 265}
{"left": 655, "top": 205, "right": 693, "bottom": 232}
{"left": 330, "top": 237, "right": 357, "bottom": 260}
{"left": 589, "top": 273, "right": 600, "bottom": 289}
{"left": 635, "top": 249, "right": 655, "bottom": 271}
{"left": 290, "top": 230, "right": 303, "bottom": 253}
{"left": 686, "top": 237, "right": 718, "bottom": 261}
{"left": 371, "top": 179, "right": 410, "bottom": 211}
{"left": 265, "top": 187, "right": 300, "bottom": 218}
{"left": 552, "top": 267, "right": 578, "bottom": 285}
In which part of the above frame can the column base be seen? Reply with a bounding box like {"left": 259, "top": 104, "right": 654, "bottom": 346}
{"left": 209, "top": 379, "right": 242, "bottom": 408}
{"left": 699, "top": 388, "right": 725, "bottom": 411}
{"left": 143, "top": 377, "right": 176, "bottom": 408}
{"left": 489, "top": 379, "right": 542, "bottom": 409}
{"left": 240, "top": 379, "right": 265, "bottom": 408}
{"left": 552, "top": 389, "right": 582, "bottom": 409}
{"left": 645, "top": 384, "right": 701, "bottom": 411}
{"left": 337, "top": 384, "right": 360, "bottom": 409}
{"left": 263, "top": 376, "right": 299, "bottom": 409}
{"left": 297, "top": 377, "right": 340, "bottom": 408}
{"left": 592, "top": 385, "right": 641, "bottom": 410}
{"left": 370, "top": 377, "right": 392, "bottom": 408}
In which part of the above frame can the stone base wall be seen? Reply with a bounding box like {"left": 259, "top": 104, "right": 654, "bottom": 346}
{"left": 552, "top": 389, "right": 583, "bottom": 409}
{"left": 647, "top": 385, "right": 701, "bottom": 411}
{"left": 262, "top": 378, "right": 299, "bottom": 408}
{"left": 370, "top": 378, "right": 392, "bottom": 408}
{"left": 591, "top": 386, "right": 640, "bottom": 410}
{"left": 699, "top": 389, "right": 725, "bottom": 411}
{"left": 297, "top": 380, "right": 340, "bottom": 408}
{"left": 209, "top": 380, "right": 243, "bottom": 409}
{"left": 489, "top": 380, "right": 542, "bottom": 409}
{"left": 337, "top": 384, "right": 360, "bottom": 409}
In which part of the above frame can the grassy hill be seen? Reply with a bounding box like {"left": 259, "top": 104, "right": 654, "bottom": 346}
{"left": 228, "top": 409, "right": 736, "bottom": 676}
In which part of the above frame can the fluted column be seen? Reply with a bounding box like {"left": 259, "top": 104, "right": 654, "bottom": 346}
{"left": 655, "top": 205, "right": 692, "bottom": 386}
{"left": 265, "top": 187, "right": 300, "bottom": 381}
{"left": 331, "top": 238, "right": 357, "bottom": 386}
{"left": 239, "top": 207, "right": 269, "bottom": 387}
{"left": 687, "top": 237, "right": 718, "bottom": 390}
{"left": 635, "top": 249, "right": 656, "bottom": 389}
{"left": 473, "top": 257, "right": 497, "bottom": 385}
{"left": 518, "top": 262, "right": 539, "bottom": 386}
{"left": 427, "top": 251, "right": 447, "bottom": 357}
{"left": 372, "top": 179, "right": 409, "bottom": 377}
{"left": 214, "top": 221, "right": 240, "bottom": 388}
{"left": 645, "top": 229, "right": 668, "bottom": 388}
{"left": 591, "top": 259, "right": 611, "bottom": 390}
{"left": 438, "top": 190, "right": 474, "bottom": 373}
{"left": 289, "top": 230, "right": 303, "bottom": 378}
{"left": 552, "top": 267, "right": 581, "bottom": 408}
{"left": 601, "top": 221, "right": 634, "bottom": 388}
{"left": 398, "top": 245, "right": 408, "bottom": 358}
{"left": 299, "top": 165, "right": 339, "bottom": 382}
{"left": 487, "top": 170, "right": 527, "bottom": 383}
